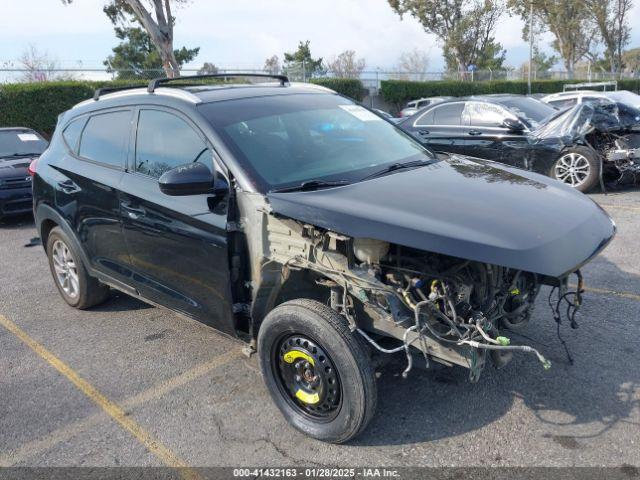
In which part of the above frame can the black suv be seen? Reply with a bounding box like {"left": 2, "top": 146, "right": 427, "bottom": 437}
{"left": 33, "top": 74, "right": 614, "bottom": 443}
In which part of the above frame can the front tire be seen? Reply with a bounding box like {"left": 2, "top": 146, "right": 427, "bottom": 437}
{"left": 46, "top": 227, "right": 110, "bottom": 309}
{"left": 550, "top": 146, "right": 599, "bottom": 193}
{"left": 258, "top": 299, "right": 377, "bottom": 443}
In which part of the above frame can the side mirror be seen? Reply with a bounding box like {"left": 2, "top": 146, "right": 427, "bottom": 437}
{"left": 158, "top": 162, "right": 219, "bottom": 196}
{"left": 502, "top": 118, "right": 525, "bottom": 132}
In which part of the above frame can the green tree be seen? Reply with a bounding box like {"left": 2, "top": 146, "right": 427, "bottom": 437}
{"left": 443, "top": 39, "right": 506, "bottom": 71}
{"left": 388, "top": 0, "right": 506, "bottom": 74}
{"left": 622, "top": 47, "right": 640, "bottom": 73}
{"left": 104, "top": 26, "right": 199, "bottom": 80}
{"left": 63, "top": 0, "right": 194, "bottom": 78}
{"left": 585, "top": 0, "right": 632, "bottom": 76}
{"left": 521, "top": 46, "right": 558, "bottom": 75}
{"left": 283, "top": 41, "right": 325, "bottom": 80}
{"left": 508, "top": 0, "right": 596, "bottom": 78}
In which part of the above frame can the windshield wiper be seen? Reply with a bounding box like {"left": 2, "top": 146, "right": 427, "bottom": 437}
{"left": 270, "top": 179, "right": 351, "bottom": 193}
{"left": 360, "top": 158, "right": 436, "bottom": 181}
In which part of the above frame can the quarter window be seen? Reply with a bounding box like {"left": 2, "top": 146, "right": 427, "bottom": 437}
{"left": 62, "top": 118, "right": 86, "bottom": 153}
{"left": 135, "top": 109, "right": 211, "bottom": 178}
{"left": 78, "top": 110, "right": 132, "bottom": 168}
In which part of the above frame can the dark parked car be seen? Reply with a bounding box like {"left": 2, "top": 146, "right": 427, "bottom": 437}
{"left": 33, "top": 75, "right": 614, "bottom": 443}
{"left": 398, "top": 94, "right": 640, "bottom": 192}
{"left": 0, "top": 127, "right": 48, "bottom": 219}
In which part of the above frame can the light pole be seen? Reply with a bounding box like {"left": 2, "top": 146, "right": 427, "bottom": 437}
{"left": 528, "top": 1, "right": 533, "bottom": 95}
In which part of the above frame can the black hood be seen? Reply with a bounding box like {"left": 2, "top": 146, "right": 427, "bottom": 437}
{"left": 0, "top": 156, "right": 33, "bottom": 179}
{"left": 267, "top": 156, "right": 615, "bottom": 278}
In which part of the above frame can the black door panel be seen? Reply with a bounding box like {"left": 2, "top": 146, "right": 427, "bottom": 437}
{"left": 119, "top": 174, "right": 235, "bottom": 335}
{"left": 54, "top": 157, "right": 132, "bottom": 284}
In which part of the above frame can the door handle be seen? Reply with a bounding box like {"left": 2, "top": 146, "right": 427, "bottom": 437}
{"left": 57, "top": 180, "right": 79, "bottom": 193}
{"left": 418, "top": 129, "right": 430, "bottom": 135}
{"left": 468, "top": 130, "right": 483, "bottom": 136}
{"left": 121, "top": 202, "right": 146, "bottom": 219}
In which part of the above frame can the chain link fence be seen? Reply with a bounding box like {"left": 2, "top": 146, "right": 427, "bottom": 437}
{"left": 1, "top": 65, "right": 638, "bottom": 87}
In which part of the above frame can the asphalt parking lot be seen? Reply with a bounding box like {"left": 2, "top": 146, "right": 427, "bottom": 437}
{"left": 1, "top": 189, "right": 639, "bottom": 469}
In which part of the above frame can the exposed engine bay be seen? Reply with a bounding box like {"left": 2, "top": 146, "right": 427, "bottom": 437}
{"left": 597, "top": 133, "right": 640, "bottom": 181}
{"left": 571, "top": 102, "right": 640, "bottom": 184}
{"left": 238, "top": 196, "right": 587, "bottom": 383}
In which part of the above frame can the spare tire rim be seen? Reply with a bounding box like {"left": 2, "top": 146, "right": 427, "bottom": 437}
{"left": 273, "top": 334, "right": 342, "bottom": 420}
{"left": 555, "top": 152, "right": 591, "bottom": 187}
{"left": 51, "top": 239, "right": 79, "bottom": 299}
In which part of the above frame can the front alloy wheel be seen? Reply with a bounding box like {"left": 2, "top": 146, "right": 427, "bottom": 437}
{"left": 550, "top": 147, "right": 599, "bottom": 192}
{"left": 554, "top": 152, "right": 591, "bottom": 188}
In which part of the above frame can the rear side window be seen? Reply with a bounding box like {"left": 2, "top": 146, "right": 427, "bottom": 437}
{"left": 78, "top": 110, "right": 132, "bottom": 168}
{"left": 62, "top": 118, "right": 86, "bottom": 153}
{"left": 432, "top": 103, "right": 464, "bottom": 125}
{"left": 135, "top": 109, "right": 211, "bottom": 178}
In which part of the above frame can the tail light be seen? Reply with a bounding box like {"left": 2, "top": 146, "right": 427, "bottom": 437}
{"left": 28, "top": 158, "right": 38, "bottom": 176}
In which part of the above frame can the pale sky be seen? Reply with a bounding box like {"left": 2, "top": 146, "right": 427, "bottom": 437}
{"left": 1, "top": 0, "right": 639, "bottom": 72}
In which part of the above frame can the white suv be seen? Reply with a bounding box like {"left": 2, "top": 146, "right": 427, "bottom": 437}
{"left": 541, "top": 90, "right": 640, "bottom": 110}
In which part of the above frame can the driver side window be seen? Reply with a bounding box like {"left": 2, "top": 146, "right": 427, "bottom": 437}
{"left": 462, "top": 102, "right": 510, "bottom": 127}
{"left": 135, "top": 109, "right": 211, "bottom": 178}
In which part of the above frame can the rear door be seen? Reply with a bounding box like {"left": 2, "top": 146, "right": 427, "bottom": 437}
{"left": 56, "top": 108, "right": 134, "bottom": 286}
{"left": 119, "top": 107, "right": 236, "bottom": 335}
{"left": 410, "top": 102, "right": 467, "bottom": 154}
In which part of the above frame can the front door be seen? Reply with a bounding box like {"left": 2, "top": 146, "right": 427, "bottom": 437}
{"left": 120, "top": 107, "right": 236, "bottom": 335}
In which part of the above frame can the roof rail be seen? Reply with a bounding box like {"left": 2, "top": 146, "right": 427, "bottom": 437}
{"left": 93, "top": 84, "right": 146, "bottom": 101}
{"left": 563, "top": 81, "right": 617, "bottom": 92}
{"left": 147, "top": 73, "right": 289, "bottom": 93}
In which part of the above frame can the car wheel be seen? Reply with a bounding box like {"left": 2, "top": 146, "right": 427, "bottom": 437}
{"left": 46, "top": 227, "right": 110, "bottom": 309}
{"left": 258, "top": 299, "right": 377, "bottom": 443}
{"left": 550, "top": 147, "right": 599, "bottom": 193}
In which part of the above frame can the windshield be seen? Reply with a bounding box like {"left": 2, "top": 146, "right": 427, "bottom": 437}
{"left": 200, "top": 93, "right": 435, "bottom": 191}
{"left": 0, "top": 130, "right": 48, "bottom": 158}
{"left": 494, "top": 97, "right": 556, "bottom": 127}
{"left": 608, "top": 90, "right": 640, "bottom": 107}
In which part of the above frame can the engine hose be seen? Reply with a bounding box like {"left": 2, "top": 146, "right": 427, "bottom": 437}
{"left": 458, "top": 340, "right": 552, "bottom": 370}
{"left": 356, "top": 328, "right": 406, "bottom": 354}
{"left": 402, "top": 325, "right": 420, "bottom": 378}
{"left": 474, "top": 322, "right": 501, "bottom": 345}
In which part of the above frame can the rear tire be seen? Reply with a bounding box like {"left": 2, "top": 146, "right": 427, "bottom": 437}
{"left": 46, "top": 227, "right": 110, "bottom": 309}
{"left": 258, "top": 299, "right": 377, "bottom": 443}
{"left": 550, "top": 146, "right": 599, "bottom": 193}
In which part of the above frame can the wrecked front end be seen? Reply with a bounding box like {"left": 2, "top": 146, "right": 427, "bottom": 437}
{"left": 535, "top": 102, "right": 640, "bottom": 183}
{"left": 237, "top": 159, "right": 615, "bottom": 383}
